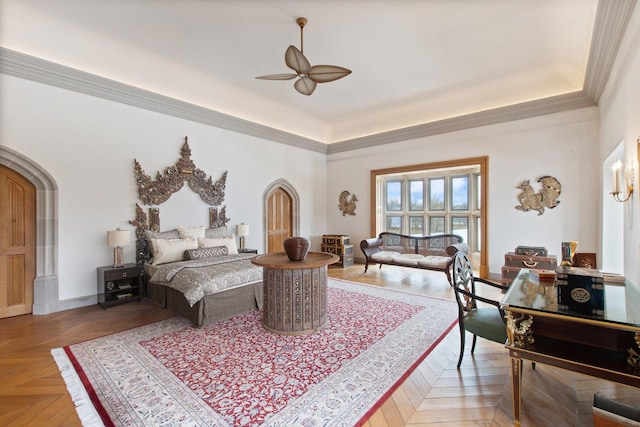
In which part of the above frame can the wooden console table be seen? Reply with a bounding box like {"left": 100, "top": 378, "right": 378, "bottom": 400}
{"left": 502, "top": 269, "right": 640, "bottom": 426}
{"left": 251, "top": 252, "right": 339, "bottom": 335}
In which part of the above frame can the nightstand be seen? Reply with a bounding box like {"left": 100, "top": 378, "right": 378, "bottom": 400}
{"left": 97, "top": 263, "right": 141, "bottom": 309}
{"left": 238, "top": 248, "right": 258, "bottom": 254}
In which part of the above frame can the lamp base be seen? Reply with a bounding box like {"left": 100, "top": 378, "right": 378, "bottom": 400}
{"left": 113, "top": 247, "right": 125, "bottom": 268}
{"left": 239, "top": 236, "right": 246, "bottom": 250}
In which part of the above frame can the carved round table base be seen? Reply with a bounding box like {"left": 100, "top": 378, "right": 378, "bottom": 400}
{"left": 252, "top": 252, "right": 339, "bottom": 335}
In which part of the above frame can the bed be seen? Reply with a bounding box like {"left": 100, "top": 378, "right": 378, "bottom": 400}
{"left": 141, "top": 225, "right": 264, "bottom": 327}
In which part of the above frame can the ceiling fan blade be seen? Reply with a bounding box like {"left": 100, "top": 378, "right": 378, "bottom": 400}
{"left": 285, "top": 45, "right": 311, "bottom": 74}
{"left": 255, "top": 73, "right": 297, "bottom": 80}
{"left": 307, "top": 65, "right": 352, "bottom": 83}
{"left": 294, "top": 77, "right": 317, "bottom": 95}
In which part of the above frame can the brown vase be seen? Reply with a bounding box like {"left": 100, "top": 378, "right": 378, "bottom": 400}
{"left": 283, "top": 237, "right": 310, "bottom": 261}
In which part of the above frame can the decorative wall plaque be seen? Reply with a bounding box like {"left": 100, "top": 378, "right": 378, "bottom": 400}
{"left": 338, "top": 190, "right": 358, "bottom": 216}
{"left": 134, "top": 137, "right": 227, "bottom": 206}
{"left": 515, "top": 176, "right": 561, "bottom": 215}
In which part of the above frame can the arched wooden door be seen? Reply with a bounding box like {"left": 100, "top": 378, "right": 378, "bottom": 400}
{"left": 0, "top": 165, "right": 36, "bottom": 318}
{"left": 267, "top": 188, "right": 292, "bottom": 253}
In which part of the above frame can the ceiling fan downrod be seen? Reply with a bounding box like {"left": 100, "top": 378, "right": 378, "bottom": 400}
{"left": 296, "top": 17, "right": 307, "bottom": 53}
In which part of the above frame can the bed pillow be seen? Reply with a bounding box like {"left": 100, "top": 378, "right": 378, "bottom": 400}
{"left": 177, "top": 225, "right": 206, "bottom": 239}
{"left": 205, "top": 226, "right": 233, "bottom": 238}
{"left": 151, "top": 237, "right": 198, "bottom": 265}
{"left": 197, "top": 235, "right": 238, "bottom": 254}
{"left": 144, "top": 229, "right": 180, "bottom": 256}
{"left": 184, "top": 245, "right": 228, "bottom": 260}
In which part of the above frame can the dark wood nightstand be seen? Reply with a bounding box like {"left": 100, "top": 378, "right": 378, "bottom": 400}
{"left": 238, "top": 248, "right": 258, "bottom": 254}
{"left": 97, "top": 263, "right": 141, "bottom": 309}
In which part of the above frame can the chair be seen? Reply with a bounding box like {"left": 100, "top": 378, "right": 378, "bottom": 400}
{"left": 452, "top": 251, "right": 508, "bottom": 368}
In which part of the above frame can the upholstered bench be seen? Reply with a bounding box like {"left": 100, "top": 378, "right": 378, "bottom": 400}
{"left": 360, "top": 232, "right": 470, "bottom": 285}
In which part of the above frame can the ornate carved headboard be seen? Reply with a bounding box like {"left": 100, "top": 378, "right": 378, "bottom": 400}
{"left": 129, "top": 137, "right": 231, "bottom": 269}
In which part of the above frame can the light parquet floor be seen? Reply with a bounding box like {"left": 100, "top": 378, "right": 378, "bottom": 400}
{"left": 1, "top": 263, "right": 639, "bottom": 426}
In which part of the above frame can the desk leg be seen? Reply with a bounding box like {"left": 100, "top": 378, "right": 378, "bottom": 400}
{"left": 511, "top": 355, "right": 522, "bottom": 426}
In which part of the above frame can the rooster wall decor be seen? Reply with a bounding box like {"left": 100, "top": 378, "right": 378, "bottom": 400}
{"left": 338, "top": 191, "right": 358, "bottom": 216}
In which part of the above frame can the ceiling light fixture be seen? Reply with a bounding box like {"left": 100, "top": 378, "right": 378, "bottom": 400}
{"left": 255, "top": 17, "right": 351, "bottom": 95}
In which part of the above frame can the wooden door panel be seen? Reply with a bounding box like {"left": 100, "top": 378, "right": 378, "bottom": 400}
{"left": 0, "top": 165, "right": 36, "bottom": 318}
{"left": 267, "top": 188, "right": 292, "bottom": 253}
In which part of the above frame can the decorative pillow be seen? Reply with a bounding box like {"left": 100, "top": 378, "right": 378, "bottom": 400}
{"left": 184, "top": 245, "right": 228, "bottom": 260}
{"left": 151, "top": 237, "right": 198, "bottom": 265}
{"left": 144, "top": 229, "right": 180, "bottom": 256}
{"left": 197, "top": 235, "right": 238, "bottom": 254}
{"left": 205, "top": 226, "right": 233, "bottom": 238}
{"left": 177, "top": 225, "right": 206, "bottom": 239}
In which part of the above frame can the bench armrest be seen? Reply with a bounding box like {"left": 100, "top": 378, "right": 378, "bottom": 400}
{"left": 360, "top": 238, "right": 383, "bottom": 259}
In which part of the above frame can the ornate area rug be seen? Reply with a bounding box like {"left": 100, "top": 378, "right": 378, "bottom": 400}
{"left": 52, "top": 278, "right": 457, "bottom": 426}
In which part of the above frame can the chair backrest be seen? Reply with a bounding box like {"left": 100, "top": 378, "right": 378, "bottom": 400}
{"left": 452, "top": 251, "right": 476, "bottom": 313}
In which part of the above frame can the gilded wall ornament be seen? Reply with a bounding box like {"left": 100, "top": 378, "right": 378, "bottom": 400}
{"left": 338, "top": 190, "right": 358, "bottom": 216}
{"left": 134, "top": 137, "right": 227, "bottom": 206}
{"left": 515, "top": 176, "right": 561, "bottom": 215}
{"left": 209, "top": 206, "right": 231, "bottom": 228}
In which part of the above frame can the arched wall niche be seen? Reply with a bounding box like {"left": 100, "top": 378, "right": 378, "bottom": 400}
{"left": 0, "top": 146, "right": 59, "bottom": 314}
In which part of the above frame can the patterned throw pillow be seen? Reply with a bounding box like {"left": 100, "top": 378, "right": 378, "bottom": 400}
{"left": 197, "top": 235, "right": 238, "bottom": 254}
{"left": 177, "top": 225, "right": 206, "bottom": 239}
{"left": 185, "top": 246, "right": 229, "bottom": 260}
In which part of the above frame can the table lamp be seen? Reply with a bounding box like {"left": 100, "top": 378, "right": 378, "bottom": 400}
{"left": 237, "top": 223, "right": 249, "bottom": 250}
{"left": 107, "top": 228, "right": 130, "bottom": 268}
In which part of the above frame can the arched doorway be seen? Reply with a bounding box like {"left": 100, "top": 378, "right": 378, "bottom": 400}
{"left": 263, "top": 179, "right": 300, "bottom": 253}
{"left": 0, "top": 146, "right": 59, "bottom": 314}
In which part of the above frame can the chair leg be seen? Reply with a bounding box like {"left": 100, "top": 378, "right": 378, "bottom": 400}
{"left": 470, "top": 334, "right": 477, "bottom": 354}
{"left": 457, "top": 323, "right": 466, "bottom": 368}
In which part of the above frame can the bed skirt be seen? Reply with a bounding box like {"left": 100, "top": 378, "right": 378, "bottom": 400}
{"left": 147, "top": 280, "right": 264, "bottom": 327}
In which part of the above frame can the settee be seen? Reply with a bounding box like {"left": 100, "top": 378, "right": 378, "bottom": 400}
{"left": 360, "top": 232, "right": 469, "bottom": 285}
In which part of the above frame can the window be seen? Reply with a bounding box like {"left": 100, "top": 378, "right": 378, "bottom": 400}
{"left": 451, "top": 176, "right": 469, "bottom": 210}
{"left": 409, "top": 216, "right": 424, "bottom": 236}
{"left": 429, "top": 178, "right": 445, "bottom": 210}
{"left": 386, "top": 181, "right": 402, "bottom": 211}
{"left": 379, "top": 166, "right": 481, "bottom": 251}
{"left": 386, "top": 216, "right": 402, "bottom": 233}
{"left": 409, "top": 180, "right": 424, "bottom": 211}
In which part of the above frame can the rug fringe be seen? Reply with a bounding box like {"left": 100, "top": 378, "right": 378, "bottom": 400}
{"left": 51, "top": 348, "right": 105, "bottom": 427}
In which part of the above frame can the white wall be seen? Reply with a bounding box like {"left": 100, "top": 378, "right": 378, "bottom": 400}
{"left": 598, "top": 4, "right": 640, "bottom": 288}
{"left": 0, "top": 74, "right": 327, "bottom": 306}
{"left": 327, "top": 107, "right": 600, "bottom": 275}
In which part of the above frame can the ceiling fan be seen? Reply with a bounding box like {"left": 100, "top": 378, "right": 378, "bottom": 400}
{"left": 256, "top": 17, "right": 351, "bottom": 96}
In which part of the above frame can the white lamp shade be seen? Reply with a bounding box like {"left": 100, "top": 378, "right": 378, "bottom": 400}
{"left": 107, "top": 229, "right": 130, "bottom": 247}
{"left": 236, "top": 223, "right": 250, "bottom": 237}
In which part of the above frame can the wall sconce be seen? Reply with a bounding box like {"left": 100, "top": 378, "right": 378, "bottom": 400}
{"left": 236, "top": 223, "right": 249, "bottom": 249}
{"left": 611, "top": 160, "right": 634, "bottom": 202}
{"left": 107, "top": 228, "right": 130, "bottom": 268}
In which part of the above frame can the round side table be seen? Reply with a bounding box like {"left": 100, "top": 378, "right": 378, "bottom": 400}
{"left": 251, "top": 252, "right": 339, "bottom": 335}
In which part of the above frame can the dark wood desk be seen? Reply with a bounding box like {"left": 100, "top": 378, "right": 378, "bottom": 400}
{"left": 502, "top": 269, "right": 640, "bottom": 426}
{"left": 251, "top": 252, "right": 339, "bottom": 335}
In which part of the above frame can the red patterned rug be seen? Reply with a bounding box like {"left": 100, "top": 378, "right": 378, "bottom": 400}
{"left": 52, "top": 279, "right": 457, "bottom": 426}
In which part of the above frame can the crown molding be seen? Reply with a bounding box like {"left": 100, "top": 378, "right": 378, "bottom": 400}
{"left": 583, "top": 0, "right": 637, "bottom": 103}
{"left": 0, "top": 47, "right": 327, "bottom": 154}
{"left": 327, "top": 92, "right": 595, "bottom": 154}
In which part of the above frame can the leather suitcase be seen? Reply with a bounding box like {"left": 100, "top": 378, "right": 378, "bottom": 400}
{"left": 504, "top": 252, "right": 557, "bottom": 270}
{"left": 515, "top": 245, "right": 548, "bottom": 257}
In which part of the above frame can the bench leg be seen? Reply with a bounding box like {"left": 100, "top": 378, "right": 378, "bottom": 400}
{"left": 445, "top": 268, "right": 453, "bottom": 286}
